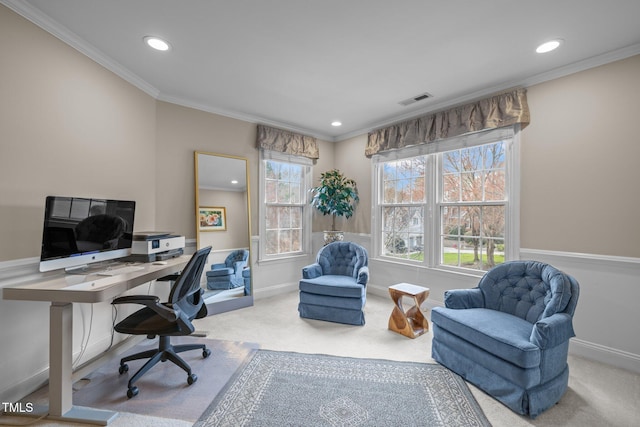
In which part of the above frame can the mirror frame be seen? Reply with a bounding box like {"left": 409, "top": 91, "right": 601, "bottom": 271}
{"left": 195, "top": 151, "right": 253, "bottom": 314}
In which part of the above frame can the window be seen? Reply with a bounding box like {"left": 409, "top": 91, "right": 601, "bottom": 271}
{"left": 381, "top": 157, "right": 426, "bottom": 260}
{"left": 440, "top": 142, "right": 507, "bottom": 270}
{"left": 259, "top": 151, "right": 312, "bottom": 260}
{"left": 373, "top": 128, "right": 518, "bottom": 272}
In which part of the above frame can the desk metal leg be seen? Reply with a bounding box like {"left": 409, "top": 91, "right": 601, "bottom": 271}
{"left": 45, "top": 302, "right": 118, "bottom": 425}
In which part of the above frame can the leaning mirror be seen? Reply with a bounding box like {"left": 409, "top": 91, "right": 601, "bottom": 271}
{"left": 195, "top": 151, "right": 253, "bottom": 314}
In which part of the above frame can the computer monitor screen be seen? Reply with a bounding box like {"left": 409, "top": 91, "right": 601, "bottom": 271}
{"left": 39, "top": 196, "right": 136, "bottom": 272}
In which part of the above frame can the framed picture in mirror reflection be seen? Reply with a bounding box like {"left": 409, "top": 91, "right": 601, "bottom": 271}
{"left": 199, "top": 207, "right": 226, "bottom": 231}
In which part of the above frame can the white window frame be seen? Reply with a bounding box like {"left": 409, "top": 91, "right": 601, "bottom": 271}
{"left": 372, "top": 126, "right": 520, "bottom": 274}
{"left": 258, "top": 150, "right": 313, "bottom": 262}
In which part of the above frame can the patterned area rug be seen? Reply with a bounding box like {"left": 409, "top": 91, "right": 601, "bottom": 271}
{"left": 195, "top": 350, "right": 491, "bottom": 427}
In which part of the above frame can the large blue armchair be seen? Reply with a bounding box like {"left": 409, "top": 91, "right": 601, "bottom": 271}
{"left": 298, "top": 242, "right": 369, "bottom": 325}
{"left": 205, "top": 249, "right": 249, "bottom": 290}
{"left": 431, "top": 260, "right": 579, "bottom": 418}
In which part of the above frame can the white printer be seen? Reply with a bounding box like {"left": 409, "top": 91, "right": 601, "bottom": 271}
{"left": 128, "top": 231, "right": 185, "bottom": 262}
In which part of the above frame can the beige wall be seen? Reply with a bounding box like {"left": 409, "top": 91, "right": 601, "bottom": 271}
{"left": 310, "top": 139, "right": 337, "bottom": 232}
{"left": 0, "top": 5, "right": 157, "bottom": 261}
{"left": 198, "top": 189, "right": 249, "bottom": 250}
{"left": 520, "top": 55, "right": 640, "bottom": 257}
{"left": 154, "top": 102, "right": 258, "bottom": 240}
{"left": 333, "top": 134, "right": 371, "bottom": 234}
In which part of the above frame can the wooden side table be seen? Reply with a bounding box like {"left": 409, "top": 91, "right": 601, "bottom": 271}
{"left": 388, "top": 283, "right": 430, "bottom": 339}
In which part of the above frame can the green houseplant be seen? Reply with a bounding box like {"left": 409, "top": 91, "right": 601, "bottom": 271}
{"left": 310, "top": 169, "right": 359, "bottom": 244}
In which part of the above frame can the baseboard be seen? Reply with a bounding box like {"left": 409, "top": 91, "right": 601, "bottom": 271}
{"left": 253, "top": 281, "right": 298, "bottom": 300}
{"left": 0, "top": 365, "right": 49, "bottom": 406}
{"left": 0, "top": 334, "right": 142, "bottom": 404}
{"left": 570, "top": 338, "right": 640, "bottom": 374}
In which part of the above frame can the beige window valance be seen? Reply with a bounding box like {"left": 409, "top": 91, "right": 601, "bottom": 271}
{"left": 257, "top": 124, "right": 319, "bottom": 159}
{"left": 365, "top": 88, "right": 530, "bottom": 157}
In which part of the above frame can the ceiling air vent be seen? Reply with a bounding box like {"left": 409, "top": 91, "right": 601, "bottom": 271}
{"left": 399, "top": 92, "right": 433, "bottom": 106}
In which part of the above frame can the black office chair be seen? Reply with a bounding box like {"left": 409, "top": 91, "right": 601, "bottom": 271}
{"left": 112, "top": 246, "right": 212, "bottom": 398}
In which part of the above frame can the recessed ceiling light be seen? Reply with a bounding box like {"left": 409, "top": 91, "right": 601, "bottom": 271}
{"left": 231, "top": 180, "right": 239, "bottom": 184}
{"left": 144, "top": 36, "right": 171, "bottom": 51}
{"left": 536, "top": 39, "right": 562, "bottom": 54}
{"left": 331, "top": 121, "right": 342, "bottom": 127}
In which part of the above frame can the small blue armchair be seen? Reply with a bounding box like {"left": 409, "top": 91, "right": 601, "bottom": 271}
{"left": 298, "top": 242, "right": 369, "bottom": 325}
{"left": 205, "top": 249, "right": 249, "bottom": 290}
{"left": 431, "top": 260, "right": 579, "bottom": 418}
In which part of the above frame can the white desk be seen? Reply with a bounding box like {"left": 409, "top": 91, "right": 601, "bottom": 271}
{"left": 2, "top": 256, "right": 190, "bottom": 425}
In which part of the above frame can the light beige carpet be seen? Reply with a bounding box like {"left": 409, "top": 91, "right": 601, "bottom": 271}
{"left": 3, "top": 291, "right": 640, "bottom": 427}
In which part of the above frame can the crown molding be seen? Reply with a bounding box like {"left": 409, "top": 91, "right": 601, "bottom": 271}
{"left": 335, "top": 42, "right": 640, "bottom": 142}
{"left": 156, "top": 94, "right": 335, "bottom": 141}
{"left": 5, "top": 0, "right": 639, "bottom": 144}
{"left": 1, "top": 0, "right": 160, "bottom": 98}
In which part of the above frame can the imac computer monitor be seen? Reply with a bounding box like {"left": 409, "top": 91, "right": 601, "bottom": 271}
{"left": 39, "top": 196, "right": 136, "bottom": 273}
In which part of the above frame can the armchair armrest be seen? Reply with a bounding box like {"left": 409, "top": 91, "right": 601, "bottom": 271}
{"left": 111, "top": 295, "right": 180, "bottom": 322}
{"left": 211, "top": 263, "right": 226, "bottom": 270}
{"left": 302, "top": 263, "right": 322, "bottom": 279}
{"left": 530, "top": 313, "right": 576, "bottom": 349}
{"left": 357, "top": 266, "right": 369, "bottom": 286}
{"left": 444, "top": 288, "right": 484, "bottom": 309}
{"left": 232, "top": 261, "right": 247, "bottom": 276}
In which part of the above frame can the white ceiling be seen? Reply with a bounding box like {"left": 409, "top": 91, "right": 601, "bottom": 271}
{"left": 6, "top": 0, "right": 640, "bottom": 141}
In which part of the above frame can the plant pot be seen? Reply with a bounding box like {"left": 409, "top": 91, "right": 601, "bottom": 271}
{"left": 323, "top": 230, "right": 344, "bottom": 246}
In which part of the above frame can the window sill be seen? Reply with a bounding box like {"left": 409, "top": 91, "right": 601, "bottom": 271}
{"left": 257, "top": 253, "right": 311, "bottom": 266}
{"left": 371, "top": 256, "right": 485, "bottom": 279}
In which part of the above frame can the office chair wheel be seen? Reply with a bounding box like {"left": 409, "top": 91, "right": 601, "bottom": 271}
{"left": 127, "top": 386, "right": 139, "bottom": 399}
{"left": 203, "top": 348, "right": 211, "bottom": 358}
{"left": 187, "top": 373, "right": 198, "bottom": 385}
{"left": 119, "top": 364, "right": 129, "bottom": 374}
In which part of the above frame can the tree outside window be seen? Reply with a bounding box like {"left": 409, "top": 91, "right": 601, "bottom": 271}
{"left": 380, "top": 157, "right": 425, "bottom": 260}
{"left": 441, "top": 142, "right": 506, "bottom": 270}
{"left": 374, "top": 130, "right": 515, "bottom": 273}
{"left": 264, "top": 160, "right": 305, "bottom": 256}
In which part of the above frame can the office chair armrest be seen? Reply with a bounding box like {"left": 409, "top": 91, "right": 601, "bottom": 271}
{"left": 112, "top": 295, "right": 159, "bottom": 305}
{"left": 173, "top": 309, "right": 196, "bottom": 334}
{"left": 111, "top": 295, "right": 180, "bottom": 322}
{"left": 157, "top": 274, "right": 180, "bottom": 282}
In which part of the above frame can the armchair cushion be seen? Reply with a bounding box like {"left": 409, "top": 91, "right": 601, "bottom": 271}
{"left": 300, "top": 275, "right": 365, "bottom": 298}
{"left": 206, "top": 268, "right": 234, "bottom": 277}
{"left": 431, "top": 307, "right": 540, "bottom": 369}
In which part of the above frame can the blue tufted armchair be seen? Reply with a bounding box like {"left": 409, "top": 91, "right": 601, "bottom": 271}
{"left": 298, "top": 242, "right": 369, "bottom": 325}
{"left": 205, "top": 249, "right": 249, "bottom": 290}
{"left": 431, "top": 260, "right": 579, "bottom": 418}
